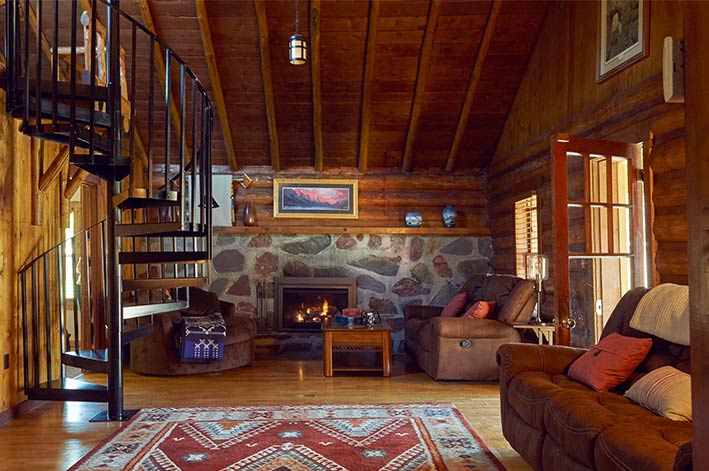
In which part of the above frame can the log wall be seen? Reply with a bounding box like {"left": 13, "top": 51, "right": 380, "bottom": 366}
{"left": 487, "top": 0, "right": 686, "bottom": 319}
{"left": 231, "top": 169, "right": 488, "bottom": 235}
{"left": 1, "top": 90, "right": 65, "bottom": 420}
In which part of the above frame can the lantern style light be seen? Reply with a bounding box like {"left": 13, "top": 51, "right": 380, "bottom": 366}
{"left": 289, "top": 0, "right": 307, "bottom": 65}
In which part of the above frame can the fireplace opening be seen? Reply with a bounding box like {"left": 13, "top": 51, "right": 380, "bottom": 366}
{"left": 274, "top": 277, "right": 357, "bottom": 332}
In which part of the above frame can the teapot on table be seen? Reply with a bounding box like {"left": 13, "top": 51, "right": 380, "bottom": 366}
{"left": 361, "top": 311, "right": 381, "bottom": 328}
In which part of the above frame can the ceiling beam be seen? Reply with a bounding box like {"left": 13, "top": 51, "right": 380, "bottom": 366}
{"left": 358, "top": 0, "right": 380, "bottom": 173}
{"left": 255, "top": 0, "right": 280, "bottom": 172}
{"left": 137, "top": 0, "right": 192, "bottom": 159}
{"left": 310, "top": 0, "right": 323, "bottom": 172}
{"left": 444, "top": 0, "right": 501, "bottom": 173}
{"left": 401, "top": 0, "right": 441, "bottom": 173}
{"left": 195, "top": 0, "right": 238, "bottom": 171}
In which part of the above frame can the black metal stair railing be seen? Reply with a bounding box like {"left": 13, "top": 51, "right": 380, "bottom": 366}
{"left": 7, "top": 0, "right": 214, "bottom": 420}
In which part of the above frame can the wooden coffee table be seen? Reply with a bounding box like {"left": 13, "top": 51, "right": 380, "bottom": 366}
{"left": 321, "top": 317, "right": 392, "bottom": 377}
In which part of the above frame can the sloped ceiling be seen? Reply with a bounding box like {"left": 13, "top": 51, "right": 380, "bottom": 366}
{"left": 121, "top": 0, "right": 548, "bottom": 174}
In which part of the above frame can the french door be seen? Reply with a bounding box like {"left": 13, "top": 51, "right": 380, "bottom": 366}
{"left": 551, "top": 135, "right": 647, "bottom": 347}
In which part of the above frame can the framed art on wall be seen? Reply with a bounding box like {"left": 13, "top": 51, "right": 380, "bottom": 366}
{"left": 598, "top": 0, "right": 650, "bottom": 82}
{"left": 273, "top": 178, "right": 358, "bottom": 219}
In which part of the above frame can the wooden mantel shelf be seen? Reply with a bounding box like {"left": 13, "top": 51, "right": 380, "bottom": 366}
{"left": 215, "top": 226, "right": 490, "bottom": 236}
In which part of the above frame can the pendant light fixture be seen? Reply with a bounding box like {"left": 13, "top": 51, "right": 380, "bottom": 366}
{"left": 288, "top": 0, "right": 307, "bottom": 65}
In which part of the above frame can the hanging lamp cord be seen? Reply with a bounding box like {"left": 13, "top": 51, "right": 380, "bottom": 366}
{"left": 295, "top": 0, "right": 300, "bottom": 34}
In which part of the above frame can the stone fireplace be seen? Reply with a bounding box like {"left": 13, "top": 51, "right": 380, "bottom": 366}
{"left": 274, "top": 277, "right": 357, "bottom": 332}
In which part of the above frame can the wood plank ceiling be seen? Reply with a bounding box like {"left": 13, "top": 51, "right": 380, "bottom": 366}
{"left": 121, "top": 0, "right": 549, "bottom": 174}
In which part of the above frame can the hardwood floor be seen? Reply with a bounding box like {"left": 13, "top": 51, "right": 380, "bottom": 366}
{"left": 0, "top": 355, "right": 532, "bottom": 471}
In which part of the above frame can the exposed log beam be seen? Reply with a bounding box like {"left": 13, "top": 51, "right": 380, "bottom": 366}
{"left": 195, "top": 0, "right": 238, "bottom": 171}
{"left": 31, "top": 139, "right": 43, "bottom": 226}
{"left": 358, "top": 0, "right": 380, "bottom": 172}
{"left": 401, "top": 0, "right": 441, "bottom": 173}
{"left": 444, "top": 0, "right": 501, "bottom": 172}
{"left": 64, "top": 168, "right": 90, "bottom": 200}
{"left": 136, "top": 0, "right": 192, "bottom": 158}
{"left": 255, "top": 0, "right": 281, "bottom": 172}
{"left": 310, "top": 0, "right": 323, "bottom": 172}
{"left": 38, "top": 146, "right": 70, "bottom": 191}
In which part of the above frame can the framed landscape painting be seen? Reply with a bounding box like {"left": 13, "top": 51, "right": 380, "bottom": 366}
{"left": 273, "top": 178, "right": 358, "bottom": 219}
{"left": 598, "top": 0, "right": 649, "bottom": 81}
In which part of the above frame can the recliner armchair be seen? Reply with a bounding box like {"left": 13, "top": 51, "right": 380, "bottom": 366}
{"left": 130, "top": 287, "right": 256, "bottom": 375}
{"left": 404, "top": 273, "right": 536, "bottom": 381}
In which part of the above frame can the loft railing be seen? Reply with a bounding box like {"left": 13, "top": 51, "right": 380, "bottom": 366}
{"left": 5, "top": 0, "right": 214, "bottom": 240}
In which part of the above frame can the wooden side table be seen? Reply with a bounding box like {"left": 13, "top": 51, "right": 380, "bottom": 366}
{"left": 513, "top": 323, "right": 556, "bottom": 345}
{"left": 321, "top": 317, "right": 392, "bottom": 377}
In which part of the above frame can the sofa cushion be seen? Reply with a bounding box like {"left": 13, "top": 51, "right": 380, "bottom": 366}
{"left": 441, "top": 291, "right": 467, "bottom": 317}
{"left": 507, "top": 371, "right": 591, "bottom": 431}
{"left": 624, "top": 366, "right": 692, "bottom": 421}
{"left": 461, "top": 301, "right": 496, "bottom": 319}
{"left": 568, "top": 333, "right": 652, "bottom": 392}
{"left": 595, "top": 421, "right": 692, "bottom": 471}
{"left": 543, "top": 390, "right": 620, "bottom": 467}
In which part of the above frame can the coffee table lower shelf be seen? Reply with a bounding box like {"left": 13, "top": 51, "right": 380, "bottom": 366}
{"left": 322, "top": 324, "right": 392, "bottom": 377}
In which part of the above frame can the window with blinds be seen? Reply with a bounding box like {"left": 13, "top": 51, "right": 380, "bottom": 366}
{"left": 515, "top": 194, "right": 539, "bottom": 278}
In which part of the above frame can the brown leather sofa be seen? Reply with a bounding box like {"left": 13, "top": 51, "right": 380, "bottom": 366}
{"left": 404, "top": 273, "right": 536, "bottom": 381}
{"left": 130, "top": 287, "right": 256, "bottom": 375}
{"left": 497, "top": 287, "right": 692, "bottom": 471}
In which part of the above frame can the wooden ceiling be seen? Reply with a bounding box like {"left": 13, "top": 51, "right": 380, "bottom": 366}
{"left": 118, "top": 0, "right": 549, "bottom": 174}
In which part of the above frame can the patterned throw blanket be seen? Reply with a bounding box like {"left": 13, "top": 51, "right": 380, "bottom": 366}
{"left": 179, "top": 313, "right": 226, "bottom": 362}
{"left": 630, "top": 283, "right": 690, "bottom": 346}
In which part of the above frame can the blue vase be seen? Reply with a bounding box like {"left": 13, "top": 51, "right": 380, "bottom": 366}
{"left": 405, "top": 212, "right": 422, "bottom": 227}
{"left": 442, "top": 205, "right": 457, "bottom": 228}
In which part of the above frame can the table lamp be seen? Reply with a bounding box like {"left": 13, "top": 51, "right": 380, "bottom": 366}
{"left": 526, "top": 253, "right": 549, "bottom": 324}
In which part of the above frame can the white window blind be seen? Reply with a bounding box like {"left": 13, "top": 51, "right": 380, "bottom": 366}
{"left": 515, "top": 194, "right": 539, "bottom": 278}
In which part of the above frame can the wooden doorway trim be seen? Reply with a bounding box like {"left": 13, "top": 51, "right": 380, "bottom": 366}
{"left": 684, "top": 2, "right": 709, "bottom": 468}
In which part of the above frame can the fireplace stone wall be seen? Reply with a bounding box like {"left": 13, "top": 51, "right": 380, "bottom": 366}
{"left": 209, "top": 233, "right": 493, "bottom": 354}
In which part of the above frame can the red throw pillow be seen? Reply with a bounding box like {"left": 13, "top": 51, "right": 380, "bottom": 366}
{"left": 441, "top": 292, "right": 467, "bottom": 317}
{"left": 568, "top": 332, "right": 652, "bottom": 392}
{"left": 462, "top": 301, "right": 496, "bottom": 319}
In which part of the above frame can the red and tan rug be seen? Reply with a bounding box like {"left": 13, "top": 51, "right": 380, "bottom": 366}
{"left": 70, "top": 403, "right": 506, "bottom": 470}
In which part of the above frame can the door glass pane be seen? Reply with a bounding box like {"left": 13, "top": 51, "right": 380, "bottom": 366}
{"left": 567, "top": 152, "right": 585, "bottom": 201}
{"left": 589, "top": 155, "right": 608, "bottom": 203}
{"left": 569, "top": 256, "right": 633, "bottom": 347}
{"left": 569, "top": 258, "right": 596, "bottom": 348}
{"left": 590, "top": 205, "right": 608, "bottom": 253}
{"left": 612, "top": 157, "right": 630, "bottom": 204}
{"left": 568, "top": 206, "right": 587, "bottom": 253}
{"left": 613, "top": 207, "right": 632, "bottom": 254}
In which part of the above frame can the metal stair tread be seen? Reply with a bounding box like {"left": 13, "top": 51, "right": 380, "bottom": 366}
{"left": 122, "top": 277, "right": 209, "bottom": 290}
{"left": 115, "top": 222, "right": 206, "bottom": 237}
{"left": 119, "top": 251, "right": 208, "bottom": 264}
{"left": 123, "top": 300, "right": 189, "bottom": 320}
{"left": 26, "top": 378, "right": 109, "bottom": 403}
{"left": 122, "top": 323, "right": 154, "bottom": 344}
{"left": 62, "top": 349, "right": 109, "bottom": 373}
{"left": 24, "top": 96, "right": 113, "bottom": 127}
{"left": 18, "top": 81, "right": 109, "bottom": 101}
{"left": 114, "top": 188, "right": 180, "bottom": 209}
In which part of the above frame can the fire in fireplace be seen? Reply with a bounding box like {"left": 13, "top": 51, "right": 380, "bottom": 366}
{"left": 274, "top": 277, "right": 357, "bottom": 332}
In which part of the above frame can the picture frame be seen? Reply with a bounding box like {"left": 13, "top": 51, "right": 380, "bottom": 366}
{"left": 597, "top": 0, "right": 649, "bottom": 82}
{"left": 273, "top": 178, "right": 358, "bottom": 219}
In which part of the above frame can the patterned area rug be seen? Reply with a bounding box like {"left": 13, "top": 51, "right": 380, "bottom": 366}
{"left": 70, "top": 403, "right": 506, "bottom": 470}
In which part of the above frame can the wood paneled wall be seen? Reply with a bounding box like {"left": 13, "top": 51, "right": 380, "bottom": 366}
{"left": 1, "top": 90, "right": 65, "bottom": 419}
{"left": 232, "top": 170, "right": 488, "bottom": 234}
{"left": 487, "top": 1, "right": 686, "bottom": 319}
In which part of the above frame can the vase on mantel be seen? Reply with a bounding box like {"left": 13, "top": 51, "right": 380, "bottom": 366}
{"left": 243, "top": 201, "right": 256, "bottom": 226}
{"left": 442, "top": 205, "right": 457, "bottom": 228}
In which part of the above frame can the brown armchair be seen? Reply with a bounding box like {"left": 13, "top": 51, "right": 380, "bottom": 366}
{"left": 404, "top": 274, "right": 536, "bottom": 381}
{"left": 129, "top": 287, "right": 256, "bottom": 375}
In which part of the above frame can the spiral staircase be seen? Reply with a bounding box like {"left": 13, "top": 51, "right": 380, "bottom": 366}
{"left": 6, "top": 0, "right": 214, "bottom": 420}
